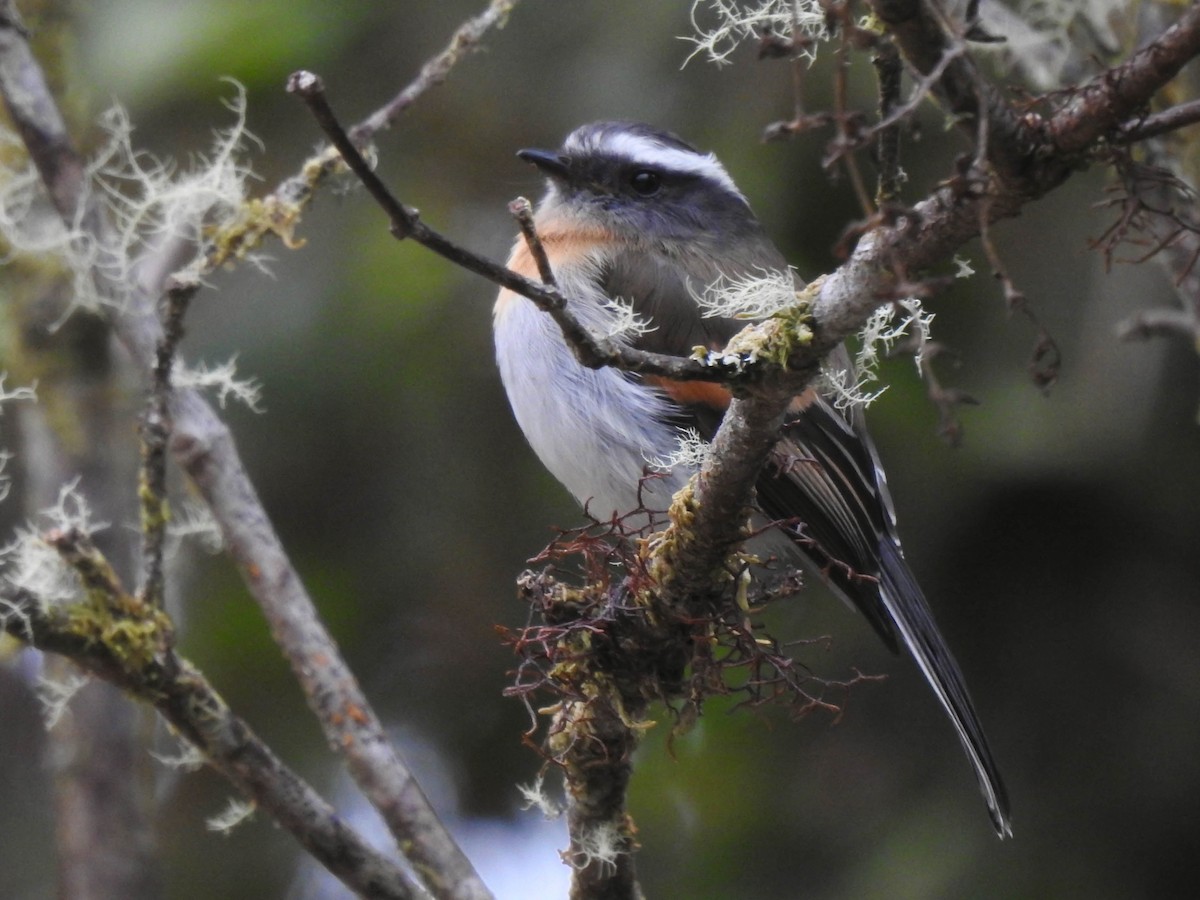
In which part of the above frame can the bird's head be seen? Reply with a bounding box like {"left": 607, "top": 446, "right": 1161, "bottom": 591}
{"left": 517, "top": 121, "right": 761, "bottom": 248}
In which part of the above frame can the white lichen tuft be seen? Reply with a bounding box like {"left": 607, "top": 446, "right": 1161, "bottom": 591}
{"left": 594, "top": 297, "right": 657, "bottom": 342}
{"left": 206, "top": 797, "right": 257, "bottom": 835}
{"left": 151, "top": 739, "right": 207, "bottom": 773}
{"left": 0, "top": 128, "right": 102, "bottom": 324}
{"left": 685, "top": 0, "right": 827, "bottom": 66}
{"left": 173, "top": 356, "right": 264, "bottom": 412}
{"left": 696, "top": 268, "right": 799, "bottom": 320}
{"left": 698, "top": 347, "right": 760, "bottom": 371}
{"left": 0, "top": 373, "right": 37, "bottom": 410}
{"left": 952, "top": 254, "right": 975, "bottom": 279}
{"left": 0, "top": 481, "right": 106, "bottom": 608}
{"left": 820, "top": 298, "right": 934, "bottom": 411}
{"left": 164, "top": 499, "right": 225, "bottom": 557}
{"left": 0, "top": 82, "right": 260, "bottom": 324}
{"left": 0, "top": 375, "right": 38, "bottom": 503}
{"left": 0, "top": 451, "right": 12, "bottom": 505}
{"left": 820, "top": 362, "right": 889, "bottom": 410}
{"left": 570, "top": 821, "right": 625, "bottom": 873}
{"left": 92, "top": 81, "right": 262, "bottom": 287}
{"left": 643, "top": 427, "right": 709, "bottom": 474}
{"left": 518, "top": 774, "right": 564, "bottom": 818}
{"left": 36, "top": 671, "right": 90, "bottom": 729}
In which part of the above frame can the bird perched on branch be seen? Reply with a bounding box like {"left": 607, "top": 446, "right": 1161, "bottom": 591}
{"left": 492, "top": 120, "right": 1011, "bottom": 837}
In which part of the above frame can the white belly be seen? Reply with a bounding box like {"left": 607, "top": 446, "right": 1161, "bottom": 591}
{"left": 493, "top": 290, "right": 690, "bottom": 524}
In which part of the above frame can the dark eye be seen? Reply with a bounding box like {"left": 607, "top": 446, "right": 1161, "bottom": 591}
{"left": 629, "top": 169, "right": 662, "bottom": 196}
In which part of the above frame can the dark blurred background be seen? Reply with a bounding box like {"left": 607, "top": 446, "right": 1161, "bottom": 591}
{"left": 2, "top": 2, "right": 1199, "bottom": 898}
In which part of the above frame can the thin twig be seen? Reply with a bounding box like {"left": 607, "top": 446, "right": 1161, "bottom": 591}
{"left": 839, "top": 43, "right": 963, "bottom": 163}
{"left": 977, "top": 199, "right": 1062, "bottom": 392}
{"left": 831, "top": 8, "right": 874, "bottom": 215}
{"left": 350, "top": 0, "right": 517, "bottom": 142}
{"left": 1119, "top": 98, "right": 1200, "bottom": 143}
{"left": 872, "top": 37, "right": 903, "bottom": 204}
{"left": 867, "top": 0, "right": 1044, "bottom": 190}
{"left": 1046, "top": 3, "right": 1200, "bottom": 156}
{"left": 508, "top": 197, "right": 557, "bottom": 286}
{"left": 139, "top": 276, "right": 199, "bottom": 608}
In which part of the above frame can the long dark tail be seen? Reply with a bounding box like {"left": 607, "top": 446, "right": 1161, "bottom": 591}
{"left": 876, "top": 539, "right": 1012, "bottom": 837}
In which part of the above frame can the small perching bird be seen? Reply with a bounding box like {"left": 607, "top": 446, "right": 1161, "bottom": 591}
{"left": 492, "top": 121, "right": 1011, "bottom": 837}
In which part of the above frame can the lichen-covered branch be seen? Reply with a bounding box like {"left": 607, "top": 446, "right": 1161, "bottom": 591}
{"left": 0, "top": 568, "right": 419, "bottom": 900}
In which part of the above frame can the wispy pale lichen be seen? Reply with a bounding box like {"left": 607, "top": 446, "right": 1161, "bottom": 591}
{"left": 206, "top": 797, "right": 257, "bottom": 835}
{"left": 595, "top": 297, "right": 657, "bottom": 342}
{"left": 173, "top": 356, "right": 264, "bottom": 412}
{"left": 696, "top": 267, "right": 798, "bottom": 320}
{"left": 821, "top": 297, "right": 934, "bottom": 410}
{"left": 518, "top": 774, "right": 564, "bottom": 818}
{"left": 643, "top": 427, "right": 709, "bottom": 474}
{"left": 0, "top": 82, "right": 262, "bottom": 323}
{"left": 0, "top": 481, "right": 104, "bottom": 609}
{"left": 684, "top": 0, "right": 827, "bottom": 66}
{"left": 164, "top": 499, "right": 225, "bottom": 557}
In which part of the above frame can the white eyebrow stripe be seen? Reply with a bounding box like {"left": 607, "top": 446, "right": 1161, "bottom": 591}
{"left": 571, "top": 130, "right": 746, "bottom": 203}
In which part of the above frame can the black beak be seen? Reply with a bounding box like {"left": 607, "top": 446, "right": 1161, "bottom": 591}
{"left": 517, "top": 147, "right": 569, "bottom": 180}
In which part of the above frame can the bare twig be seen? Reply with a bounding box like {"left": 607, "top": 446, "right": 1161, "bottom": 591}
{"left": 508, "top": 197, "right": 557, "bottom": 286}
{"left": 830, "top": 7, "right": 874, "bottom": 215}
{"left": 849, "top": 43, "right": 965, "bottom": 160}
{"left": 1119, "top": 97, "right": 1200, "bottom": 143}
{"left": 138, "top": 276, "right": 199, "bottom": 608}
{"left": 1106, "top": 129, "right": 1200, "bottom": 352}
{"left": 873, "top": 37, "right": 903, "bottom": 205}
{"left": 867, "top": 0, "right": 1037, "bottom": 188}
{"left": 349, "top": 0, "right": 517, "bottom": 143}
{"left": 1046, "top": 3, "right": 1200, "bottom": 157}
{"left": 978, "top": 202, "right": 1062, "bottom": 391}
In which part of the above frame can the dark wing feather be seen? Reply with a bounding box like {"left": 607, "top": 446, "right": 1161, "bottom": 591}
{"left": 756, "top": 394, "right": 902, "bottom": 651}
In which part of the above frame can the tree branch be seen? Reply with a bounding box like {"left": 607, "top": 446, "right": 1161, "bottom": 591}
{"left": 1119, "top": 97, "right": 1200, "bottom": 143}
{"left": 1046, "top": 2, "right": 1200, "bottom": 156}
{"left": 348, "top": 0, "right": 518, "bottom": 144}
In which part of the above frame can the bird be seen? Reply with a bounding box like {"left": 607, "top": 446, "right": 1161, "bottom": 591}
{"left": 492, "top": 120, "right": 1011, "bottom": 837}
